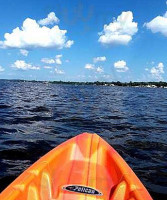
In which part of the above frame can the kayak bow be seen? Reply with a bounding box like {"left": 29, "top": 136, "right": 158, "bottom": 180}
{"left": 0, "top": 133, "right": 153, "bottom": 200}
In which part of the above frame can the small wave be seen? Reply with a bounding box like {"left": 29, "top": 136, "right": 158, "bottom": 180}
{"left": 0, "top": 104, "right": 11, "bottom": 109}
{"left": 30, "top": 106, "right": 50, "bottom": 112}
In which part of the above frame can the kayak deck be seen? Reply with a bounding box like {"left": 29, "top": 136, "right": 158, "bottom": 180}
{"left": 0, "top": 133, "right": 152, "bottom": 200}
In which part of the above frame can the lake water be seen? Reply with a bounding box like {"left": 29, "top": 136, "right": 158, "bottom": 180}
{"left": 0, "top": 80, "right": 167, "bottom": 199}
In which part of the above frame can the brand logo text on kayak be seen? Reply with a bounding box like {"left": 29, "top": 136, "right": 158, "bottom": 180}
{"left": 62, "top": 185, "right": 103, "bottom": 196}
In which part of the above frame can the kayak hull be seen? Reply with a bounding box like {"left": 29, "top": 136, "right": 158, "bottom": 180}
{"left": 0, "top": 133, "right": 152, "bottom": 200}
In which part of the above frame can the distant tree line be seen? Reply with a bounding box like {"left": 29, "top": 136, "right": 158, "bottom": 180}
{"left": 51, "top": 81, "right": 167, "bottom": 87}
{"left": 1, "top": 79, "right": 167, "bottom": 87}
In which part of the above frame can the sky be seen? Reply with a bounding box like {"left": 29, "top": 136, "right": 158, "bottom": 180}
{"left": 0, "top": 0, "right": 167, "bottom": 82}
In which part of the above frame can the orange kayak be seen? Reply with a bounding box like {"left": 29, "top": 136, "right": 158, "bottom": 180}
{"left": 0, "top": 133, "right": 152, "bottom": 200}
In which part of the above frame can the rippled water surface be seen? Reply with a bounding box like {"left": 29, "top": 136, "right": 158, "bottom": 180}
{"left": 0, "top": 80, "right": 167, "bottom": 199}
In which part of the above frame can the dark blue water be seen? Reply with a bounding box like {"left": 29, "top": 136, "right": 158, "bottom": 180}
{"left": 0, "top": 80, "right": 167, "bottom": 199}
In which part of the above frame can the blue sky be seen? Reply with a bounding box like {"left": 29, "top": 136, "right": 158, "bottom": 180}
{"left": 0, "top": 0, "right": 167, "bottom": 82}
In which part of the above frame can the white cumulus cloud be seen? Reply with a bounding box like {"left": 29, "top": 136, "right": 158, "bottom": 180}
{"left": 0, "top": 16, "right": 73, "bottom": 49}
{"left": 41, "top": 58, "right": 55, "bottom": 64}
{"left": 85, "top": 63, "right": 105, "bottom": 73}
{"left": 55, "top": 54, "right": 62, "bottom": 65}
{"left": 65, "top": 40, "right": 74, "bottom": 48}
{"left": 145, "top": 12, "right": 167, "bottom": 36}
{"left": 41, "top": 54, "right": 62, "bottom": 65}
{"left": 150, "top": 62, "right": 164, "bottom": 80}
{"left": 20, "top": 49, "right": 29, "bottom": 56}
{"left": 85, "top": 63, "right": 94, "bottom": 70}
{"left": 93, "top": 56, "right": 106, "bottom": 63}
{"left": 96, "top": 66, "right": 104, "bottom": 73}
{"left": 12, "top": 60, "right": 40, "bottom": 70}
{"left": 0, "top": 66, "right": 5, "bottom": 72}
{"left": 98, "top": 11, "right": 138, "bottom": 45}
{"left": 114, "top": 60, "right": 129, "bottom": 72}
{"left": 38, "top": 12, "right": 59, "bottom": 26}
{"left": 55, "top": 68, "right": 64, "bottom": 74}
{"left": 44, "top": 66, "right": 52, "bottom": 69}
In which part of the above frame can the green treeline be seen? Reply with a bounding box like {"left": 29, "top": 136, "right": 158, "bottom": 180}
{"left": 51, "top": 81, "right": 167, "bottom": 87}
{"left": 1, "top": 79, "right": 167, "bottom": 87}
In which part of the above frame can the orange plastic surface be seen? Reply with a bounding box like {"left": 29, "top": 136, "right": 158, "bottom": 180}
{"left": 0, "top": 133, "right": 153, "bottom": 200}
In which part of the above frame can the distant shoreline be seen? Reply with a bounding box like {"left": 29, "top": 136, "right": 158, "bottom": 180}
{"left": 1, "top": 79, "right": 167, "bottom": 88}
